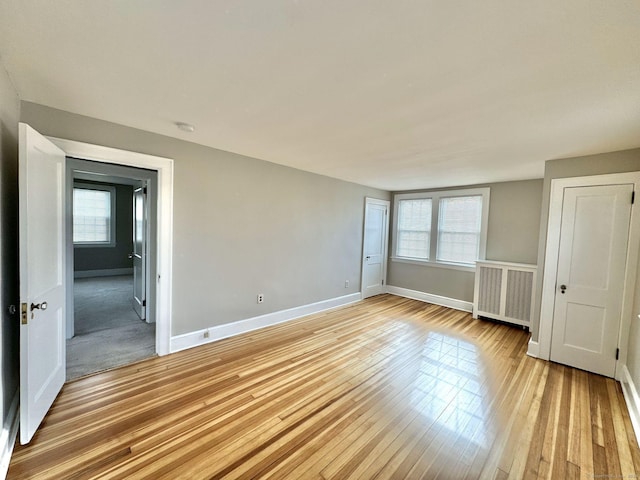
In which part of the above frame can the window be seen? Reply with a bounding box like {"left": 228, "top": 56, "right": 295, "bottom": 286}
{"left": 437, "top": 196, "right": 483, "bottom": 264}
{"left": 393, "top": 188, "right": 489, "bottom": 269}
{"left": 397, "top": 198, "right": 432, "bottom": 259}
{"left": 73, "top": 183, "right": 116, "bottom": 246}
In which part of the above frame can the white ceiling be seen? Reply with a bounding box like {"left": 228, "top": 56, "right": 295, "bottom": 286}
{"left": 1, "top": 1, "right": 639, "bottom": 191}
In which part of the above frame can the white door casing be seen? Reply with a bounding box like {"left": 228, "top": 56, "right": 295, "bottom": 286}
{"left": 132, "top": 185, "right": 147, "bottom": 321}
{"left": 538, "top": 172, "right": 640, "bottom": 380}
{"left": 47, "top": 135, "right": 174, "bottom": 356}
{"left": 549, "top": 184, "right": 632, "bottom": 377}
{"left": 361, "top": 198, "right": 390, "bottom": 299}
{"left": 19, "top": 123, "right": 66, "bottom": 444}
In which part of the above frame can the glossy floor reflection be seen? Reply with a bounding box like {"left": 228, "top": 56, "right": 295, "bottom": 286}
{"left": 416, "top": 332, "right": 489, "bottom": 447}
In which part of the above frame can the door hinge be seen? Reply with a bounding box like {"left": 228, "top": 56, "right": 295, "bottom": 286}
{"left": 382, "top": 279, "right": 385, "bottom": 285}
{"left": 143, "top": 187, "right": 148, "bottom": 195}
{"left": 632, "top": 191, "right": 635, "bottom": 204}
{"left": 616, "top": 348, "right": 620, "bottom": 360}
{"left": 142, "top": 299, "right": 146, "bottom": 307}
{"left": 21, "top": 303, "right": 28, "bottom": 325}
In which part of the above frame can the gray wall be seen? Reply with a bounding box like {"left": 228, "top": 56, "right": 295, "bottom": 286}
{"left": 0, "top": 64, "right": 20, "bottom": 441}
{"left": 73, "top": 181, "right": 134, "bottom": 272}
{"left": 21, "top": 102, "right": 389, "bottom": 336}
{"left": 387, "top": 179, "right": 543, "bottom": 302}
{"left": 531, "top": 148, "right": 640, "bottom": 341}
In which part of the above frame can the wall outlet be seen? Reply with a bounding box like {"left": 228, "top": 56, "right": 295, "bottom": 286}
{"left": 203, "top": 330, "right": 210, "bottom": 339}
{"left": 345, "top": 280, "right": 349, "bottom": 288}
{"left": 257, "top": 293, "right": 264, "bottom": 304}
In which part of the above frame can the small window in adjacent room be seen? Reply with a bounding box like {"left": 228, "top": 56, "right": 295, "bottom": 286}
{"left": 392, "top": 188, "right": 489, "bottom": 269}
{"left": 73, "top": 183, "right": 116, "bottom": 246}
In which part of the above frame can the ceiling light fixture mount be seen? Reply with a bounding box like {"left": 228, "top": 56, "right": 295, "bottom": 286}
{"left": 176, "top": 122, "right": 195, "bottom": 133}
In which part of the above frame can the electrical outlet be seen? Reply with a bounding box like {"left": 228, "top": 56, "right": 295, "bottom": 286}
{"left": 203, "top": 330, "right": 210, "bottom": 339}
{"left": 257, "top": 293, "right": 264, "bottom": 304}
{"left": 345, "top": 280, "right": 349, "bottom": 288}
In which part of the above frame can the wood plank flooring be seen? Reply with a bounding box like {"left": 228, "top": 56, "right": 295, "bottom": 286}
{"left": 8, "top": 294, "right": 640, "bottom": 479}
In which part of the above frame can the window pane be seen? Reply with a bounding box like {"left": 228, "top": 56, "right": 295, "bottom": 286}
{"left": 437, "top": 196, "right": 482, "bottom": 264}
{"left": 73, "top": 188, "right": 111, "bottom": 243}
{"left": 397, "top": 198, "right": 431, "bottom": 259}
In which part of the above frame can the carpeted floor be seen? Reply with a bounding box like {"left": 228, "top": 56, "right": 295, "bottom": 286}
{"left": 67, "top": 275, "right": 156, "bottom": 380}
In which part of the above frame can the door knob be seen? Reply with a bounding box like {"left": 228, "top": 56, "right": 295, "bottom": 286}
{"left": 30, "top": 302, "right": 47, "bottom": 311}
{"left": 560, "top": 284, "right": 567, "bottom": 294}
{"left": 365, "top": 256, "right": 371, "bottom": 260}
{"left": 128, "top": 253, "right": 134, "bottom": 259}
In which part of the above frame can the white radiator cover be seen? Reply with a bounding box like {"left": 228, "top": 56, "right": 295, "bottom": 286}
{"left": 473, "top": 261, "right": 537, "bottom": 328}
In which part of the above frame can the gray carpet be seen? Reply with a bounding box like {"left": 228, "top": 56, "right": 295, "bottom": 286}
{"left": 67, "top": 275, "right": 156, "bottom": 380}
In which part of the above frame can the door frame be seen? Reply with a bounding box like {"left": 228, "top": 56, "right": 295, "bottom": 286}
{"left": 538, "top": 172, "right": 640, "bottom": 379}
{"left": 360, "top": 197, "right": 390, "bottom": 299}
{"left": 48, "top": 136, "right": 174, "bottom": 356}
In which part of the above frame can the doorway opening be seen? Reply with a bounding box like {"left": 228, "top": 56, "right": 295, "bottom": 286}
{"left": 65, "top": 158, "right": 158, "bottom": 380}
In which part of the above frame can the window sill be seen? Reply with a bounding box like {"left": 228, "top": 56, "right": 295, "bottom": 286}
{"left": 390, "top": 257, "right": 476, "bottom": 272}
{"left": 74, "top": 242, "right": 116, "bottom": 249}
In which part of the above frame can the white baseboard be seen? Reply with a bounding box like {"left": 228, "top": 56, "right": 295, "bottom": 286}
{"left": 621, "top": 365, "right": 640, "bottom": 446}
{"left": 386, "top": 285, "right": 473, "bottom": 312}
{"left": 74, "top": 268, "right": 133, "bottom": 279}
{"left": 527, "top": 339, "right": 539, "bottom": 358}
{"left": 170, "top": 293, "right": 362, "bottom": 353}
{"left": 0, "top": 390, "right": 19, "bottom": 480}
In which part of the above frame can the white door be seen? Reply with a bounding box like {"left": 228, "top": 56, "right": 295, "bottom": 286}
{"left": 550, "top": 184, "right": 633, "bottom": 377}
{"left": 18, "top": 123, "right": 66, "bottom": 444}
{"left": 361, "top": 198, "right": 390, "bottom": 299}
{"left": 132, "top": 185, "right": 147, "bottom": 320}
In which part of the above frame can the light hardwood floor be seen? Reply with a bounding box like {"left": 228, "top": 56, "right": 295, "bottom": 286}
{"left": 8, "top": 295, "right": 640, "bottom": 479}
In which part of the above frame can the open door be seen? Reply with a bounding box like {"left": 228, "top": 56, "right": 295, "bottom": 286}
{"left": 18, "top": 123, "right": 66, "bottom": 444}
{"left": 132, "top": 184, "right": 147, "bottom": 320}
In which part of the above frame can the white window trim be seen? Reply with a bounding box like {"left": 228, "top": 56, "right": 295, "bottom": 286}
{"left": 73, "top": 182, "right": 117, "bottom": 248}
{"left": 391, "top": 187, "right": 490, "bottom": 272}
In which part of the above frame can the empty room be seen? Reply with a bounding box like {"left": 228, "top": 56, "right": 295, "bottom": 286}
{"left": 1, "top": 1, "right": 640, "bottom": 479}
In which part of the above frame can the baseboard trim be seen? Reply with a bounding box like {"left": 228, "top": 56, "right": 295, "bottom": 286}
{"left": 527, "top": 339, "right": 540, "bottom": 358}
{"left": 74, "top": 268, "right": 133, "bottom": 279}
{"left": 621, "top": 365, "right": 640, "bottom": 446}
{"left": 170, "top": 293, "right": 362, "bottom": 353}
{"left": 386, "top": 285, "right": 473, "bottom": 312}
{"left": 0, "top": 389, "right": 19, "bottom": 480}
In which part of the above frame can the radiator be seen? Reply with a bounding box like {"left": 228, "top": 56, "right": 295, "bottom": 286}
{"left": 473, "top": 261, "right": 537, "bottom": 329}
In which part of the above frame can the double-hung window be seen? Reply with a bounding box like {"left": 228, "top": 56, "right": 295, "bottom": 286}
{"left": 396, "top": 198, "right": 432, "bottom": 259}
{"left": 73, "top": 183, "right": 116, "bottom": 247}
{"left": 393, "top": 188, "right": 489, "bottom": 269}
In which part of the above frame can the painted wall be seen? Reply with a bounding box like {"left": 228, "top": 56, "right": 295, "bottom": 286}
{"left": 531, "top": 148, "right": 640, "bottom": 341}
{"left": 387, "top": 179, "right": 543, "bottom": 301}
{"left": 0, "top": 63, "right": 20, "bottom": 453}
{"left": 21, "top": 102, "right": 389, "bottom": 336}
{"left": 73, "top": 182, "right": 134, "bottom": 273}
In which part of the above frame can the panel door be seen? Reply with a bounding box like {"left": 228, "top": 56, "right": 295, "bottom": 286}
{"left": 362, "top": 199, "right": 389, "bottom": 299}
{"left": 550, "top": 184, "right": 632, "bottom": 377}
{"left": 19, "top": 123, "right": 66, "bottom": 444}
